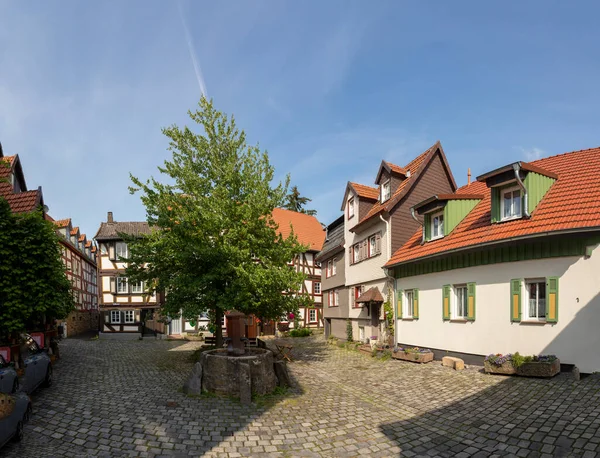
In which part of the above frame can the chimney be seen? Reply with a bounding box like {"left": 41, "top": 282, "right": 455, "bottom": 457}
{"left": 107, "top": 211, "right": 114, "bottom": 223}
{"left": 467, "top": 168, "right": 471, "bottom": 186}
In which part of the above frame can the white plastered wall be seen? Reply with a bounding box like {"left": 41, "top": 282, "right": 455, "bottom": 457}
{"left": 395, "top": 250, "right": 600, "bottom": 373}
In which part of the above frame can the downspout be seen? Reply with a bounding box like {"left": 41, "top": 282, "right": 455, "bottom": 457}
{"left": 411, "top": 207, "right": 425, "bottom": 245}
{"left": 513, "top": 163, "right": 530, "bottom": 218}
{"left": 380, "top": 214, "right": 394, "bottom": 345}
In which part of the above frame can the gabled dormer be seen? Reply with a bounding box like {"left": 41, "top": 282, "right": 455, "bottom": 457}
{"left": 70, "top": 226, "right": 80, "bottom": 247}
{"left": 340, "top": 182, "right": 379, "bottom": 227}
{"left": 414, "top": 193, "right": 484, "bottom": 242}
{"left": 476, "top": 162, "right": 557, "bottom": 224}
{"left": 0, "top": 153, "right": 28, "bottom": 194}
{"left": 374, "top": 161, "right": 406, "bottom": 203}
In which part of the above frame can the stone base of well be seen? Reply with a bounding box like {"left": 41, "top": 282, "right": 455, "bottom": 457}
{"left": 188, "top": 348, "right": 278, "bottom": 401}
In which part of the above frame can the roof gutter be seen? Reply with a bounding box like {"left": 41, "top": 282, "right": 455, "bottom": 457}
{"left": 411, "top": 207, "right": 425, "bottom": 245}
{"left": 513, "top": 163, "right": 530, "bottom": 218}
{"left": 385, "top": 225, "right": 600, "bottom": 269}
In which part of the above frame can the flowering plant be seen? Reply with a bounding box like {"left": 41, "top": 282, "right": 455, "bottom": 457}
{"left": 484, "top": 353, "right": 513, "bottom": 366}
{"left": 532, "top": 354, "right": 557, "bottom": 363}
{"left": 396, "top": 346, "right": 432, "bottom": 354}
{"left": 287, "top": 313, "right": 295, "bottom": 320}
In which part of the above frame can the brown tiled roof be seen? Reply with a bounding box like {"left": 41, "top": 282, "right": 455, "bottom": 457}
{"left": 271, "top": 208, "right": 325, "bottom": 251}
{"left": 91, "top": 246, "right": 97, "bottom": 253}
{"left": 85, "top": 241, "right": 92, "bottom": 248}
{"left": 1, "top": 190, "right": 41, "bottom": 213}
{"left": 0, "top": 155, "right": 15, "bottom": 179}
{"left": 385, "top": 161, "right": 407, "bottom": 175}
{"left": 352, "top": 142, "right": 456, "bottom": 232}
{"left": 78, "top": 234, "right": 86, "bottom": 242}
{"left": 52, "top": 218, "right": 71, "bottom": 228}
{"left": 349, "top": 182, "right": 379, "bottom": 201}
{"left": 386, "top": 146, "right": 600, "bottom": 267}
{"left": 70, "top": 226, "right": 79, "bottom": 236}
{"left": 95, "top": 221, "right": 152, "bottom": 240}
{"left": 355, "top": 287, "right": 384, "bottom": 303}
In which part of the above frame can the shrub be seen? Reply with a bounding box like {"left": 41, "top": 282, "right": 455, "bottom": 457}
{"left": 346, "top": 319, "right": 353, "bottom": 342}
{"left": 290, "top": 327, "right": 311, "bottom": 338}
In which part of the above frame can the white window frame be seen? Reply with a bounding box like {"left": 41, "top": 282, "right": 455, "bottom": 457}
{"left": 110, "top": 310, "right": 121, "bottom": 324}
{"left": 453, "top": 284, "right": 468, "bottom": 319}
{"left": 369, "top": 235, "right": 376, "bottom": 257}
{"left": 404, "top": 290, "right": 414, "bottom": 318}
{"left": 131, "top": 280, "right": 144, "bottom": 294}
{"left": 332, "top": 258, "right": 337, "bottom": 276}
{"left": 314, "top": 282, "right": 321, "bottom": 295}
{"left": 348, "top": 197, "right": 355, "bottom": 219}
{"left": 525, "top": 278, "right": 546, "bottom": 321}
{"left": 381, "top": 180, "right": 391, "bottom": 202}
{"left": 124, "top": 310, "right": 135, "bottom": 323}
{"left": 309, "top": 309, "right": 317, "bottom": 323}
{"left": 352, "top": 244, "right": 360, "bottom": 264}
{"left": 501, "top": 186, "right": 522, "bottom": 221}
{"left": 334, "top": 290, "right": 339, "bottom": 306}
{"left": 327, "top": 259, "right": 333, "bottom": 278}
{"left": 117, "top": 277, "right": 129, "bottom": 294}
{"left": 431, "top": 211, "right": 444, "bottom": 240}
{"left": 116, "top": 242, "right": 128, "bottom": 258}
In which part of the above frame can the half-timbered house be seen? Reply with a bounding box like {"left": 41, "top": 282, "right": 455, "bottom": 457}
{"left": 94, "top": 212, "right": 160, "bottom": 337}
{"left": 51, "top": 218, "right": 99, "bottom": 336}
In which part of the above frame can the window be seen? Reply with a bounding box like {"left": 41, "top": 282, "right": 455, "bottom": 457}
{"left": 348, "top": 197, "right": 355, "bottom": 219}
{"left": 381, "top": 180, "right": 391, "bottom": 202}
{"left": 124, "top": 310, "right": 135, "bottom": 323}
{"left": 314, "top": 282, "right": 321, "bottom": 294}
{"left": 117, "top": 277, "right": 129, "bottom": 294}
{"left": 501, "top": 187, "right": 522, "bottom": 220}
{"left": 352, "top": 244, "right": 360, "bottom": 264}
{"left": 131, "top": 281, "right": 144, "bottom": 294}
{"left": 352, "top": 285, "right": 365, "bottom": 307}
{"left": 309, "top": 309, "right": 317, "bottom": 323}
{"left": 369, "top": 235, "right": 376, "bottom": 256}
{"left": 525, "top": 279, "right": 546, "bottom": 321}
{"left": 453, "top": 285, "right": 468, "bottom": 319}
{"left": 332, "top": 258, "right": 337, "bottom": 275}
{"left": 326, "top": 259, "right": 333, "bottom": 278}
{"left": 404, "top": 290, "right": 414, "bottom": 318}
{"left": 432, "top": 212, "right": 444, "bottom": 239}
{"left": 111, "top": 310, "right": 121, "bottom": 323}
{"left": 116, "top": 242, "right": 128, "bottom": 258}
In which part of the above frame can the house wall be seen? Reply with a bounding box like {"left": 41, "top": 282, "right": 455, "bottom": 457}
{"left": 395, "top": 251, "right": 600, "bottom": 373}
{"left": 345, "top": 219, "right": 388, "bottom": 286}
{"left": 389, "top": 153, "right": 455, "bottom": 254}
{"left": 323, "top": 286, "right": 349, "bottom": 319}
{"left": 321, "top": 250, "right": 345, "bottom": 291}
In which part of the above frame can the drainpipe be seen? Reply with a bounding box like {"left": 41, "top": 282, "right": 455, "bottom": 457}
{"left": 380, "top": 214, "right": 395, "bottom": 345}
{"left": 512, "top": 163, "right": 530, "bottom": 218}
{"left": 411, "top": 207, "right": 425, "bottom": 245}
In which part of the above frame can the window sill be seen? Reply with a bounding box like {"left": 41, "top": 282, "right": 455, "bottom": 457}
{"left": 520, "top": 320, "right": 548, "bottom": 325}
{"left": 497, "top": 215, "right": 523, "bottom": 223}
{"left": 401, "top": 317, "right": 415, "bottom": 321}
{"left": 449, "top": 319, "right": 468, "bottom": 323}
{"left": 429, "top": 235, "right": 444, "bottom": 242}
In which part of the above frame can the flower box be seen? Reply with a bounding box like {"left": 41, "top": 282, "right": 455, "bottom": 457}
{"left": 484, "top": 360, "right": 516, "bottom": 375}
{"left": 392, "top": 347, "right": 433, "bottom": 364}
{"left": 516, "top": 358, "right": 560, "bottom": 378}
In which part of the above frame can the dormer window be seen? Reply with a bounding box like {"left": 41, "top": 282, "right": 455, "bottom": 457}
{"left": 381, "top": 180, "right": 391, "bottom": 202}
{"left": 348, "top": 197, "right": 355, "bottom": 219}
{"left": 501, "top": 187, "right": 522, "bottom": 221}
{"left": 431, "top": 211, "right": 444, "bottom": 240}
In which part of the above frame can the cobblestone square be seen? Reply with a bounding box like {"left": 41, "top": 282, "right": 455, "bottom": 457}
{"left": 4, "top": 335, "right": 600, "bottom": 457}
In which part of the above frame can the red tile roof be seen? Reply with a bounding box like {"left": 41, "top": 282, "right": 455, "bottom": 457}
{"left": 349, "top": 182, "right": 379, "bottom": 200}
{"left": 385, "top": 161, "right": 407, "bottom": 175}
{"left": 53, "top": 218, "right": 71, "bottom": 228}
{"left": 2, "top": 190, "right": 41, "bottom": 213}
{"left": 0, "top": 155, "right": 15, "bottom": 178}
{"left": 271, "top": 208, "right": 325, "bottom": 251}
{"left": 386, "top": 146, "right": 600, "bottom": 267}
{"left": 78, "top": 235, "right": 86, "bottom": 242}
{"left": 85, "top": 241, "right": 92, "bottom": 248}
{"left": 353, "top": 142, "right": 455, "bottom": 231}
{"left": 70, "top": 227, "right": 79, "bottom": 236}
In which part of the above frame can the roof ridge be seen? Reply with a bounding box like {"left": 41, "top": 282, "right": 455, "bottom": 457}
{"left": 529, "top": 145, "right": 600, "bottom": 166}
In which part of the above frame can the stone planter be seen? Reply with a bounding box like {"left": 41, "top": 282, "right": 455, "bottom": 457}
{"left": 392, "top": 350, "right": 433, "bottom": 364}
{"left": 484, "top": 361, "right": 516, "bottom": 375}
{"left": 359, "top": 345, "right": 374, "bottom": 356}
{"left": 516, "top": 359, "right": 560, "bottom": 378}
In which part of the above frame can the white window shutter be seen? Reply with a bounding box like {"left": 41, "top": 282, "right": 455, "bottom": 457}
{"left": 376, "top": 232, "right": 382, "bottom": 254}
{"left": 110, "top": 277, "right": 116, "bottom": 294}
{"left": 108, "top": 243, "right": 116, "bottom": 261}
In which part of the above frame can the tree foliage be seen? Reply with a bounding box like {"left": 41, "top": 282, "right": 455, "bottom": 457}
{"left": 0, "top": 199, "right": 74, "bottom": 337}
{"left": 285, "top": 185, "right": 317, "bottom": 216}
{"left": 126, "top": 98, "right": 312, "bottom": 339}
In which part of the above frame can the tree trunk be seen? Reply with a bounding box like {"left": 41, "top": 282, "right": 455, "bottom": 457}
{"left": 215, "top": 307, "right": 223, "bottom": 348}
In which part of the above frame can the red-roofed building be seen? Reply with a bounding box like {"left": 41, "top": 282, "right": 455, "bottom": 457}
{"left": 52, "top": 217, "right": 99, "bottom": 336}
{"left": 387, "top": 146, "right": 600, "bottom": 373}
{"left": 319, "top": 142, "right": 457, "bottom": 342}
{"left": 0, "top": 143, "right": 45, "bottom": 215}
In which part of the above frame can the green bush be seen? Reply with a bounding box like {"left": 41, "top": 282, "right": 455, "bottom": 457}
{"left": 290, "top": 327, "right": 311, "bottom": 337}
{"left": 346, "top": 319, "right": 353, "bottom": 342}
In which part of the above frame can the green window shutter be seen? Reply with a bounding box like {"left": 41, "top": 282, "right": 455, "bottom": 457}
{"left": 510, "top": 279, "right": 522, "bottom": 322}
{"left": 467, "top": 282, "right": 476, "bottom": 321}
{"left": 396, "top": 289, "right": 403, "bottom": 319}
{"left": 413, "top": 289, "right": 419, "bottom": 319}
{"left": 424, "top": 214, "right": 431, "bottom": 241}
{"left": 546, "top": 277, "right": 559, "bottom": 323}
{"left": 491, "top": 188, "right": 500, "bottom": 223}
{"left": 442, "top": 285, "right": 451, "bottom": 320}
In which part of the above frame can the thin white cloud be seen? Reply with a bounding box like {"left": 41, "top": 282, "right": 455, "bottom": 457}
{"left": 521, "top": 147, "right": 545, "bottom": 162}
{"left": 177, "top": 0, "right": 208, "bottom": 98}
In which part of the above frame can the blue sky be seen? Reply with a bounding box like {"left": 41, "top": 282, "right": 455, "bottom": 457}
{"left": 1, "top": 1, "right": 599, "bottom": 237}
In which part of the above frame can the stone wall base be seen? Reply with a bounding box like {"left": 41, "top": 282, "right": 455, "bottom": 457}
{"left": 58, "top": 310, "right": 99, "bottom": 337}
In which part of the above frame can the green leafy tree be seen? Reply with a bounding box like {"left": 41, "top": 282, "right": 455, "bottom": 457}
{"left": 285, "top": 185, "right": 317, "bottom": 216}
{"left": 0, "top": 198, "right": 74, "bottom": 337}
{"left": 126, "top": 98, "right": 312, "bottom": 346}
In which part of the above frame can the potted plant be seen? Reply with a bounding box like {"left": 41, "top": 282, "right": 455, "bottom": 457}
{"left": 515, "top": 354, "right": 560, "bottom": 378}
{"left": 392, "top": 346, "right": 434, "bottom": 363}
{"left": 484, "top": 353, "right": 516, "bottom": 375}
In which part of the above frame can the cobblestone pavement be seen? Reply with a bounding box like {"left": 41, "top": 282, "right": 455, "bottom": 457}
{"left": 3, "top": 335, "right": 600, "bottom": 457}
